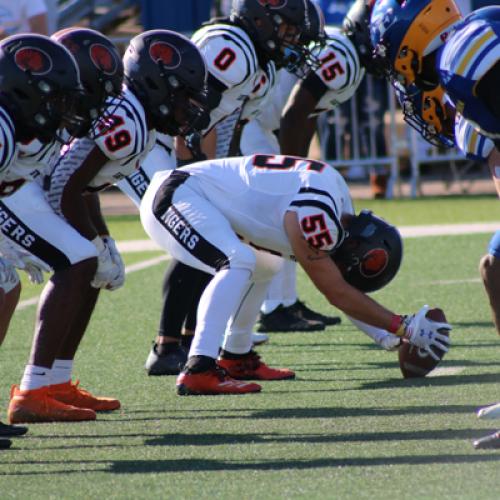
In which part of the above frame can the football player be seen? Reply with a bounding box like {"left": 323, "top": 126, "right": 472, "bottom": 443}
{"left": 142, "top": 0, "right": 327, "bottom": 375}
{"left": 5, "top": 29, "right": 212, "bottom": 424}
{"left": 139, "top": 154, "right": 451, "bottom": 395}
{"left": 241, "top": 0, "right": 402, "bottom": 342}
{"left": 0, "top": 33, "right": 87, "bottom": 437}
{"left": 369, "top": 0, "right": 499, "bottom": 444}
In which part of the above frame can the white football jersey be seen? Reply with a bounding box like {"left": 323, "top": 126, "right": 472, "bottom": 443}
{"left": 0, "top": 136, "right": 60, "bottom": 198}
{"left": 179, "top": 154, "right": 353, "bottom": 258}
{"left": 192, "top": 22, "right": 276, "bottom": 155}
{"left": 0, "top": 106, "right": 16, "bottom": 183}
{"left": 48, "top": 87, "right": 155, "bottom": 199}
{"left": 309, "top": 26, "right": 365, "bottom": 116}
{"left": 240, "top": 27, "right": 364, "bottom": 155}
{"left": 117, "top": 133, "right": 176, "bottom": 207}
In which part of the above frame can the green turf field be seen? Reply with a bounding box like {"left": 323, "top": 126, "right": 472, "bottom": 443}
{"left": 1, "top": 196, "right": 499, "bottom": 499}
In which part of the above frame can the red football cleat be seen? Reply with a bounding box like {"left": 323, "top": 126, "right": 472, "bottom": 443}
{"left": 176, "top": 368, "right": 262, "bottom": 395}
{"left": 218, "top": 351, "right": 295, "bottom": 380}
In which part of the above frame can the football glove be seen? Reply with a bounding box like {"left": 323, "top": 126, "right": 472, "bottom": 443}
{"left": 0, "top": 256, "right": 19, "bottom": 291}
{"left": 402, "top": 305, "right": 451, "bottom": 361}
{"left": 90, "top": 236, "right": 121, "bottom": 290}
{"left": 101, "top": 236, "right": 125, "bottom": 291}
{"left": 0, "top": 237, "right": 51, "bottom": 284}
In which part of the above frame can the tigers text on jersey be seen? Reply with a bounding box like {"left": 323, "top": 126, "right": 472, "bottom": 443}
{"left": 176, "top": 154, "right": 353, "bottom": 258}
{"left": 192, "top": 22, "right": 276, "bottom": 141}
{"left": 437, "top": 9, "right": 500, "bottom": 139}
{"left": 47, "top": 86, "right": 156, "bottom": 215}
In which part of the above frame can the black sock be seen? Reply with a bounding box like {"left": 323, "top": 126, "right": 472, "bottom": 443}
{"left": 219, "top": 349, "right": 252, "bottom": 360}
{"left": 180, "top": 335, "right": 194, "bottom": 350}
{"left": 158, "top": 260, "right": 212, "bottom": 340}
{"left": 184, "top": 355, "right": 216, "bottom": 373}
{"left": 156, "top": 342, "right": 181, "bottom": 356}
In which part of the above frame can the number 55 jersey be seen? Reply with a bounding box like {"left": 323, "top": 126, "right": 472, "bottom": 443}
{"left": 145, "top": 154, "right": 353, "bottom": 262}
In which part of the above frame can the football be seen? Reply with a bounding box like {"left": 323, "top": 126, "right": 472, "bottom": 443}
{"left": 398, "top": 308, "right": 450, "bottom": 378}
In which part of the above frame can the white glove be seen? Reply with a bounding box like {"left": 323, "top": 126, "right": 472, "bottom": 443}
{"left": 402, "top": 305, "right": 451, "bottom": 361}
{"left": 101, "top": 236, "right": 125, "bottom": 291}
{"left": 0, "top": 238, "right": 51, "bottom": 284}
{"left": 90, "top": 236, "right": 121, "bottom": 290}
{"left": 0, "top": 256, "right": 19, "bottom": 291}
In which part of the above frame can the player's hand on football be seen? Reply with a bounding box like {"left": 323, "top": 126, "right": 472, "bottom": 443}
{"left": 403, "top": 305, "right": 451, "bottom": 360}
{"left": 91, "top": 236, "right": 123, "bottom": 290}
{"left": 102, "top": 236, "right": 125, "bottom": 291}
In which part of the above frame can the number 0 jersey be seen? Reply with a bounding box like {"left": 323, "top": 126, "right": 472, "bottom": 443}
{"left": 172, "top": 155, "right": 353, "bottom": 258}
{"left": 192, "top": 22, "right": 276, "bottom": 154}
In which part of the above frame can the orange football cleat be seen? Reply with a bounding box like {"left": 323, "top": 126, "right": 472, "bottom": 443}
{"left": 218, "top": 351, "right": 295, "bottom": 380}
{"left": 49, "top": 380, "right": 120, "bottom": 411}
{"left": 176, "top": 368, "right": 262, "bottom": 395}
{"left": 8, "top": 385, "right": 96, "bottom": 423}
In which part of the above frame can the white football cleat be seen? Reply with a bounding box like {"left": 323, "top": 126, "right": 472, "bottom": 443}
{"left": 251, "top": 332, "right": 269, "bottom": 346}
{"left": 477, "top": 402, "right": 500, "bottom": 420}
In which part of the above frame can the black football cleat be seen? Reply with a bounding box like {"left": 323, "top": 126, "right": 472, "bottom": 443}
{"left": 0, "top": 438, "right": 12, "bottom": 449}
{"left": 473, "top": 431, "right": 500, "bottom": 449}
{"left": 257, "top": 305, "right": 325, "bottom": 333}
{"left": 288, "top": 300, "right": 341, "bottom": 326}
{"left": 0, "top": 421, "right": 28, "bottom": 437}
{"left": 145, "top": 342, "right": 188, "bottom": 376}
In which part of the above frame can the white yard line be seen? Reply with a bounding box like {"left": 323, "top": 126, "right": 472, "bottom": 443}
{"left": 17, "top": 255, "right": 170, "bottom": 311}
{"left": 428, "top": 366, "right": 467, "bottom": 377}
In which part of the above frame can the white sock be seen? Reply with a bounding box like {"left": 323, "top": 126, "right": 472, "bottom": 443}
{"left": 20, "top": 364, "right": 51, "bottom": 391}
{"left": 51, "top": 359, "right": 73, "bottom": 385}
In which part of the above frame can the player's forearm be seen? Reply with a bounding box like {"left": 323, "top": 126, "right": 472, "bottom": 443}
{"left": 280, "top": 115, "right": 316, "bottom": 157}
{"left": 84, "top": 193, "right": 109, "bottom": 236}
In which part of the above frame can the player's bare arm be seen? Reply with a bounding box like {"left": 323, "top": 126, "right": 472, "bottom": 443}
{"left": 59, "top": 144, "right": 109, "bottom": 240}
{"left": 280, "top": 83, "right": 318, "bottom": 157}
{"left": 284, "top": 210, "right": 396, "bottom": 331}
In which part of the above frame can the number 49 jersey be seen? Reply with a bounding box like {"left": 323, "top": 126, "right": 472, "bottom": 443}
{"left": 49, "top": 86, "right": 156, "bottom": 200}
{"left": 180, "top": 155, "right": 353, "bottom": 258}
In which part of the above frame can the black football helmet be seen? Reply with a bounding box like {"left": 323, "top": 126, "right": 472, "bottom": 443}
{"left": 332, "top": 210, "right": 403, "bottom": 293}
{"left": 51, "top": 27, "right": 124, "bottom": 138}
{"left": 343, "top": 0, "right": 384, "bottom": 77}
{"left": 0, "top": 33, "right": 83, "bottom": 143}
{"left": 123, "top": 30, "right": 212, "bottom": 136}
{"left": 231, "top": 0, "right": 325, "bottom": 76}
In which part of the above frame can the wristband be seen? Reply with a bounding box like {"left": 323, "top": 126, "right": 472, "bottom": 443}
{"left": 389, "top": 314, "right": 405, "bottom": 336}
